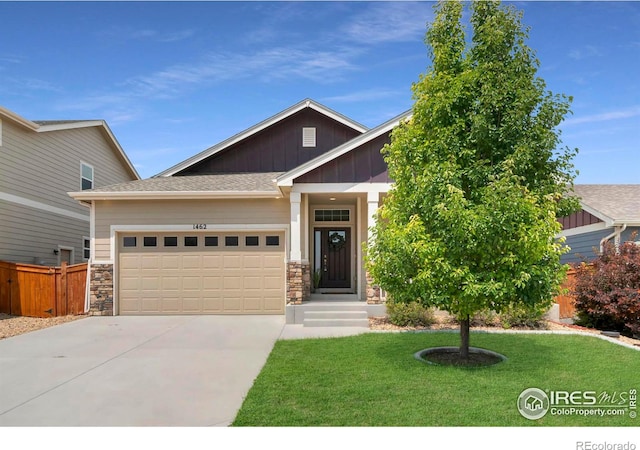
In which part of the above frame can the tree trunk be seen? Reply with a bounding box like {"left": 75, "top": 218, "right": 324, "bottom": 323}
{"left": 460, "top": 315, "right": 470, "bottom": 359}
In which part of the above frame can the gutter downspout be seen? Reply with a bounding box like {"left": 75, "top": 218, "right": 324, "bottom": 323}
{"left": 600, "top": 223, "right": 628, "bottom": 253}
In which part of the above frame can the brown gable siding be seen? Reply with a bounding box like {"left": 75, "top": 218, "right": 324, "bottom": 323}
{"left": 294, "top": 133, "right": 391, "bottom": 184}
{"left": 176, "top": 109, "right": 362, "bottom": 175}
{"left": 558, "top": 209, "right": 603, "bottom": 230}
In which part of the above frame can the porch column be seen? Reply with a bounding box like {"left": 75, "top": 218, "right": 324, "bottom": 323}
{"left": 366, "top": 191, "right": 382, "bottom": 304}
{"left": 287, "top": 192, "right": 308, "bottom": 304}
{"left": 290, "top": 192, "right": 302, "bottom": 261}
{"left": 367, "top": 191, "right": 379, "bottom": 243}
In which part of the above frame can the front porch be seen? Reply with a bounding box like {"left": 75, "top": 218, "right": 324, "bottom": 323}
{"left": 284, "top": 185, "right": 389, "bottom": 325}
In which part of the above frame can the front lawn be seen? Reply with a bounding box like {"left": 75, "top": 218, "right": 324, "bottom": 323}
{"left": 232, "top": 332, "right": 639, "bottom": 426}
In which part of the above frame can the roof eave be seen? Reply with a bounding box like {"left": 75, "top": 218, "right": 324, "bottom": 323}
{"left": 68, "top": 190, "right": 282, "bottom": 201}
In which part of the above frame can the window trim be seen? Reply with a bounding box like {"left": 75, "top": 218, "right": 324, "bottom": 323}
{"left": 80, "top": 161, "right": 94, "bottom": 190}
{"left": 302, "top": 127, "right": 316, "bottom": 148}
{"left": 83, "top": 236, "right": 91, "bottom": 261}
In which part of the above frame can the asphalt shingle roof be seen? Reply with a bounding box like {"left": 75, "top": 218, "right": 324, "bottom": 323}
{"left": 87, "top": 173, "right": 284, "bottom": 193}
{"left": 573, "top": 184, "right": 640, "bottom": 223}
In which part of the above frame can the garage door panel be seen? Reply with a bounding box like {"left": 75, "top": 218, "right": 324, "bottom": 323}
{"left": 119, "top": 232, "right": 284, "bottom": 315}
{"left": 202, "top": 255, "right": 222, "bottom": 269}
{"left": 182, "top": 255, "right": 201, "bottom": 269}
{"left": 222, "top": 255, "right": 242, "bottom": 268}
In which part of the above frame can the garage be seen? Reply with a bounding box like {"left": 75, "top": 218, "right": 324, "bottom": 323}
{"left": 117, "top": 231, "right": 285, "bottom": 315}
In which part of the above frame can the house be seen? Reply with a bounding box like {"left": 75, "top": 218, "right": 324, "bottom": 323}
{"left": 559, "top": 184, "right": 640, "bottom": 264}
{"left": 70, "top": 99, "right": 404, "bottom": 320}
{"left": 0, "top": 106, "right": 140, "bottom": 266}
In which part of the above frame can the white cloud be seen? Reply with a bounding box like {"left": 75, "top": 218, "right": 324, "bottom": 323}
{"left": 341, "top": 2, "right": 433, "bottom": 44}
{"left": 568, "top": 45, "right": 603, "bottom": 61}
{"left": 563, "top": 106, "right": 640, "bottom": 126}
{"left": 322, "top": 89, "right": 402, "bottom": 103}
{"left": 124, "top": 46, "right": 361, "bottom": 98}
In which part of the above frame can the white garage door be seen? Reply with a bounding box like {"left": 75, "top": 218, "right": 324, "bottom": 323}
{"left": 118, "top": 232, "right": 285, "bottom": 315}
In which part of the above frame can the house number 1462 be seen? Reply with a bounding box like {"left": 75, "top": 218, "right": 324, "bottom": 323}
{"left": 193, "top": 224, "right": 207, "bottom": 230}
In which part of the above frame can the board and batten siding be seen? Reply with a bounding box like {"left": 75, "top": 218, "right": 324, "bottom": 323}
{"left": 1, "top": 119, "right": 136, "bottom": 265}
{"left": 93, "top": 198, "right": 290, "bottom": 260}
{"left": 177, "top": 109, "right": 362, "bottom": 175}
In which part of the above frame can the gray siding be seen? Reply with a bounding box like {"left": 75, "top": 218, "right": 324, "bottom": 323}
{"left": 561, "top": 226, "right": 640, "bottom": 265}
{"left": 0, "top": 199, "right": 88, "bottom": 265}
{"left": 0, "top": 119, "right": 136, "bottom": 264}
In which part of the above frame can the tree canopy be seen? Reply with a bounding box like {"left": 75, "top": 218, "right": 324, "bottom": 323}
{"left": 366, "top": 0, "right": 578, "bottom": 357}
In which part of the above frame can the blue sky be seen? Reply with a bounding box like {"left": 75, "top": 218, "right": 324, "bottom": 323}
{"left": 1, "top": 1, "right": 638, "bottom": 182}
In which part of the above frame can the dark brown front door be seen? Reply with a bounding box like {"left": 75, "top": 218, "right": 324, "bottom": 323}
{"left": 316, "top": 228, "right": 351, "bottom": 289}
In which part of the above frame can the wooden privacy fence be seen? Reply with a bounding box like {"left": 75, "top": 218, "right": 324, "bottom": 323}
{"left": 0, "top": 261, "right": 88, "bottom": 318}
{"left": 555, "top": 268, "right": 577, "bottom": 319}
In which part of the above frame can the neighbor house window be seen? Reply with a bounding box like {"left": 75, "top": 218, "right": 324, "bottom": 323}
{"left": 302, "top": 127, "right": 316, "bottom": 147}
{"left": 83, "top": 237, "right": 90, "bottom": 260}
{"left": 81, "top": 162, "right": 94, "bottom": 190}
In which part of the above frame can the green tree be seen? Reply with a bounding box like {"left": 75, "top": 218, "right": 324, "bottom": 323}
{"left": 366, "top": 0, "right": 579, "bottom": 358}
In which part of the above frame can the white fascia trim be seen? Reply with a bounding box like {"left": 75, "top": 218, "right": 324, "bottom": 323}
{"left": 68, "top": 190, "right": 282, "bottom": 201}
{"left": 277, "top": 111, "right": 410, "bottom": 187}
{"left": 109, "top": 223, "right": 291, "bottom": 262}
{"left": 0, "top": 106, "right": 39, "bottom": 130}
{"left": 292, "top": 183, "right": 392, "bottom": 194}
{"left": 0, "top": 191, "right": 90, "bottom": 222}
{"left": 558, "top": 222, "right": 609, "bottom": 238}
{"left": 156, "top": 99, "right": 368, "bottom": 177}
{"left": 579, "top": 203, "right": 615, "bottom": 227}
{"left": 36, "top": 120, "right": 104, "bottom": 132}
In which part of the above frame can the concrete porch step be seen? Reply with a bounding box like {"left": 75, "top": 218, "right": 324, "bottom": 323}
{"left": 286, "top": 300, "right": 386, "bottom": 326}
{"left": 304, "top": 310, "right": 368, "bottom": 320}
{"left": 303, "top": 318, "right": 370, "bottom": 328}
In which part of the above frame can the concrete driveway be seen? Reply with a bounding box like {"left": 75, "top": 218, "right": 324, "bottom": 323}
{"left": 0, "top": 315, "right": 286, "bottom": 426}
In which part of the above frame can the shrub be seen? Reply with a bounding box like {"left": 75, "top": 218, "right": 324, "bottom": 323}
{"left": 386, "top": 301, "right": 436, "bottom": 328}
{"left": 573, "top": 234, "right": 640, "bottom": 337}
{"left": 498, "top": 304, "right": 549, "bottom": 329}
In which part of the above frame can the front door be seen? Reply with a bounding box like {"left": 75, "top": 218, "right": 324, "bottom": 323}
{"left": 315, "top": 227, "right": 351, "bottom": 289}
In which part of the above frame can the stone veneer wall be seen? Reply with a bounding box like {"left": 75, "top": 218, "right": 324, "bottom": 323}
{"left": 89, "top": 264, "right": 114, "bottom": 315}
{"left": 287, "top": 261, "right": 310, "bottom": 304}
{"left": 366, "top": 271, "right": 382, "bottom": 304}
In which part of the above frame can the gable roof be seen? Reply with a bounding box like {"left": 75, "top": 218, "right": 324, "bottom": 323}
{"left": 276, "top": 110, "right": 411, "bottom": 187}
{"left": 0, "top": 105, "right": 140, "bottom": 180}
{"left": 155, "top": 99, "right": 368, "bottom": 177}
{"left": 573, "top": 184, "right": 640, "bottom": 226}
{"left": 69, "top": 172, "right": 283, "bottom": 200}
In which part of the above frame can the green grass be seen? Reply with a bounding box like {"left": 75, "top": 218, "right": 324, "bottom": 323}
{"left": 232, "top": 332, "right": 640, "bottom": 426}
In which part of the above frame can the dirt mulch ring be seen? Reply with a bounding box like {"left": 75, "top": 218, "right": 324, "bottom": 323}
{"left": 369, "top": 316, "right": 640, "bottom": 348}
{"left": 0, "top": 313, "right": 86, "bottom": 340}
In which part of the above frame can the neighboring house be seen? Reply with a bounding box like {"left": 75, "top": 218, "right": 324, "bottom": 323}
{"left": 0, "top": 106, "right": 140, "bottom": 266}
{"left": 559, "top": 184, "right": 640, "bottom": 264}
{"left": 70, "top": 99, "right": 405, "bottom": 319}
